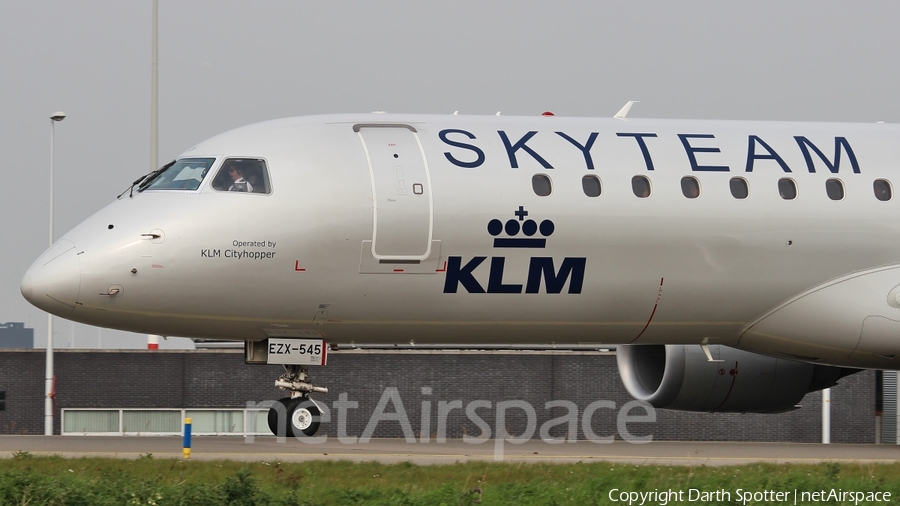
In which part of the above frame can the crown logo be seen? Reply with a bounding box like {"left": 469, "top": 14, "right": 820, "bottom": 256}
{"left": 487, "top": 206, "right": 554, "bottom": 248}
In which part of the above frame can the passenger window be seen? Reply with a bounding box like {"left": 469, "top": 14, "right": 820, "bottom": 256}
{"left": 632, "top": 176, "right": 651, "bottom": 198}
{"left": 582, "top": 175, "right": 601, "bottom": 197}
{"left": 141, "top": 158, "right": 215, "bottom": 191}
{"left": 532, "top": 174, "right": 552, "bottom": 196}
{"left": 778, "top": 178, "right": 797, "bottom": 200}
{"left": 825, "top": 178, "right": 844, "bottom": 200}
{"left": 211, "top": 158, "right": 272, "bottom": 194}
{"left": 681, "top": 176, "right": 700, "bottom": 199}
{"left": 729, "top": 177, "right": 749, "bottom": 199}
{"left": 874, "top": 179, "right": 892, "bottom": 201}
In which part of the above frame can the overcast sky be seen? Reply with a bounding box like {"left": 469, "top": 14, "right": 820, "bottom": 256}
{"left": 3, "top": 1, "right": 900, "bottom": 349}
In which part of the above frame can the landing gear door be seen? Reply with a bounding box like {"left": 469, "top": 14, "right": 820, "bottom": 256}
{"left": 355, "top": 124, "right": 433, "bottom": 261}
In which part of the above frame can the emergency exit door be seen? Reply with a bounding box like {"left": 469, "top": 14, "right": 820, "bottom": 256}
{"left": 355, "top": 124, "right": 433, "bottom": 260}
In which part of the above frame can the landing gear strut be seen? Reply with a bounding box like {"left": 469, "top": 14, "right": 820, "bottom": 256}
{"left": 267, "top": 365, "right": 328, "bottom": 437}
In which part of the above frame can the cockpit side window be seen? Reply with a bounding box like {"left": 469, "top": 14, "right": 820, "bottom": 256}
{"left": 142, "top": 158, "right": 215, "bottom": 191}
{"left": 211, "top": 158, "right": 271, "bottom": 194}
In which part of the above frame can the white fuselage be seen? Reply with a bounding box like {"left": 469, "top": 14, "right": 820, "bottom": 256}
{"left": 21, "top": 113, "right": 900, "bottom": 369}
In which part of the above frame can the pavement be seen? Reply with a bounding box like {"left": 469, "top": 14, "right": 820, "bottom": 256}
{"left": 0, "top": 436, "right": 897, "bottom": 465}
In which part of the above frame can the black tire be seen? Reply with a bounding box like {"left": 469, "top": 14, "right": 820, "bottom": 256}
{"left": 267, "top": 397, "right": 293, "bottom": 437}
{"left": 267, "top": 397, "right": 321, "bottom": 438}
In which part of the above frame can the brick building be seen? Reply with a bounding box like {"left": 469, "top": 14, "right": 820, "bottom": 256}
{"left": 0, "top": 349, "right": 876, "bottom": 442}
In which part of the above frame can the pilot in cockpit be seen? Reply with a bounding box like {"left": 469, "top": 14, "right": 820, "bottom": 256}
{"left": 227, "top": 164, "right": 253, "bottom": 193}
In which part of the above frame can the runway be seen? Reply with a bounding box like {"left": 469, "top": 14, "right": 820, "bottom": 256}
{"left": 0, "top": 436, "right": 896, "bottom": 465}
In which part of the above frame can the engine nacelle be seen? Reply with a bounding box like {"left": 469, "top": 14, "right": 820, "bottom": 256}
{"left": 616, "top": 344, "right": 856, "bottom": 413}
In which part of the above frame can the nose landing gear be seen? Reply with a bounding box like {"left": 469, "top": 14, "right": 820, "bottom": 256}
{"left": 268, "top": 364, "right": 327, "bottom": 437}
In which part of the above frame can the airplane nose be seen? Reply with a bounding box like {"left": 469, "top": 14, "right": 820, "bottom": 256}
{"left": 21, "top": 239, "right": 82, "bottom": 317}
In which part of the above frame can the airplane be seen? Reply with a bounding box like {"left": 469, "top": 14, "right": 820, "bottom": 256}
{"left": 21, "top": 110, "right": 900, "bottom": 438}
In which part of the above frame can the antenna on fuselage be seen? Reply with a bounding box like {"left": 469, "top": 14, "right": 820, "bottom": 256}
{"left": 614, "top": 100, "right": 639, "bottom": 119}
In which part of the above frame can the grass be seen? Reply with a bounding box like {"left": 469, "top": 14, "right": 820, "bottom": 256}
{"left": 0, "top": 452, "right": 898, "bottom": 505}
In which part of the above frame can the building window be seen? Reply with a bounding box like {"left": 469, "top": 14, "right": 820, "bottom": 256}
{"left": 730, "top": 177, "right": 749, "bottom": 199}
{"left": 582, "top": 175, "right": 601, "bottom": 197}
{"left": 532, "top": 174, "right": 552, "bottom": 196}
{"left": 632, "top": 176, "right": 651, "bottom": 198}
{"left": 778, "top": 178, "right": 797, "bottom": 200}
{"left": 681, "top": 176, "right": 700, "bottom": 199}
{"left": 874, "top": 179, "right": 892, "bottom": 201}
{"left": 825, "top": 178, "right": 844, "bottom": 201}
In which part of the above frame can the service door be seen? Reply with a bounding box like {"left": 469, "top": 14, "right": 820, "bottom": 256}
{"left": 356, "top": 124, "right": 433, "bottom": 260}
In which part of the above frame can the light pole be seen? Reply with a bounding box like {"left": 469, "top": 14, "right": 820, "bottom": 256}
{"left": 46, "top": 111, "right": 65, "bottom": 435}
{"left": 147, "top": 0, "right": 160, "bottom": 353}
{"left": 151, "top": 0, "right": 158, "bottom": 173}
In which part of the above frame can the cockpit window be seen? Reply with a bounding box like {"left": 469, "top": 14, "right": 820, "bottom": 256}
{"left": 211, "top": 158, "right": 271, "bottom": 194}
{"left": 141, "top": 158, "right": 215, "bottom": 191}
